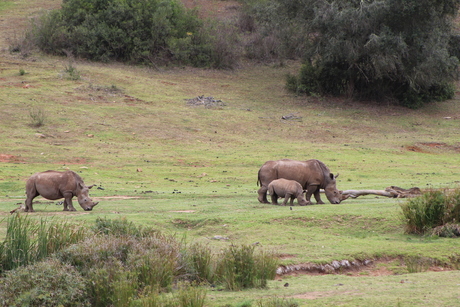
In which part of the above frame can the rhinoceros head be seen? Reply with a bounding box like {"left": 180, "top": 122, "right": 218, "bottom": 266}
{"left": 77, "top": 183, "right": 99, "bottom": 211}
{"left": 324, "top": 173, "right": 342, "bottom": 204}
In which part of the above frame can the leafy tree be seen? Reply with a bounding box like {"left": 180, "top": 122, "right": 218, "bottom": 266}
{"left": 285, "top": 0, "right": 460, "bottom": 108}
{"left": 27, "top": 0, "right": 231, "bottom": 67}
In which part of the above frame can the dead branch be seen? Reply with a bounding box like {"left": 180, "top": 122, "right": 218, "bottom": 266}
{"left": 340, "top": 186, "right": 422, "bottom": 201}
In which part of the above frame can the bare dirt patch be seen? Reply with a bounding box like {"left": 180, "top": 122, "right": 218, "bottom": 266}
{"left": 405, "top": 142, "right": 460, "bottom": 154}
{"left": 0, "top": 154, "right": 25, "bottom": 163}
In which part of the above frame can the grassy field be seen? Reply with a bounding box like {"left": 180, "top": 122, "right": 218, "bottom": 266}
{"left": 1, "top": 0, "right": 460, "bottom": 305}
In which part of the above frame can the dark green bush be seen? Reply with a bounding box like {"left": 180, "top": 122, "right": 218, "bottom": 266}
{"left": 281, "top": 0, "right": 460, "bottom": 107}
{"left": 27, "top": 0, "right": 234, "bottom": 67}
{"left": 401, "top": 189, "right": 460, "bottom": 235}
{"left": 169, "top": 21, "right": 239, "bottom": 69}
{"left": 0, "top": 259, "right": 89, "bottom": 307}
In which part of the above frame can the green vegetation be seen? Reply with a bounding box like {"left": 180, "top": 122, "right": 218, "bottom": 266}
{"left": 0, "top": 215, "right": 86, "bottom": 271}
{"left": 401, "top": 189, "right": 460, "bottom": 235}
{"left": 2, "top": 0, "right": 460, "bottom": 305}
{"left": 0, "top": 216, "right": 277, "bottom": 307}
{"left": 24, "top": 0, "right": 236, "bottom": 68}
{"left": 17, "top": 0, "right": 460, "bottom": 106}
{"left": 253, "top": 0, "right": 460, "bottom": 107}
{"left": 28, "top": 107, "right": 46, "bottom": 127}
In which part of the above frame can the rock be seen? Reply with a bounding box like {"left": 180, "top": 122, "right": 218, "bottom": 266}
{"left": 185, "top": 95, "right": 226, "bottom": 108}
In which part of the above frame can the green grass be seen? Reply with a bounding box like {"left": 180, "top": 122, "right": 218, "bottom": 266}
{"left": 1, "top": 0, "right": 460, "bottom": 305}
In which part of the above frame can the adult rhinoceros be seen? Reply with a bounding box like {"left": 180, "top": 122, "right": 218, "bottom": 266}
{"left": 25, "top": 170, "right": 99, "bottom": 212}
{"left": 257, "top": 159, "right": 341, "bottom": 205}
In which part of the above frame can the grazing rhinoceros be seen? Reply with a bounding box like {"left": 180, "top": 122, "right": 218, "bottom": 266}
{"left": 25, "top": 170, "right": 99, "bottom": 212}
{"left": 268, "top": 178, "right": 308, "bottom": 206}
{"left": 257, "top": 159, "right": 341, "bottom": 205}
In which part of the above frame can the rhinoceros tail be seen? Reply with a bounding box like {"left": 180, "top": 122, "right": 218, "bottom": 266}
{"left": 257, "top": 168, "right": 262, "bottom": 186}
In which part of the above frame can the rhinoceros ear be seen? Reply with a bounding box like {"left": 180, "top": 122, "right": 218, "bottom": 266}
{"left": 87, "top": 184, "right": 95, "bottom": 189}
{"left": 332, "top": 173, "right": 339, "bottom": 179}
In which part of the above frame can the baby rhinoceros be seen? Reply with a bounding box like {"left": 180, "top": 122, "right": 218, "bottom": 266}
{"left": 268, "top": 178, "right": 309, "bottom": 206}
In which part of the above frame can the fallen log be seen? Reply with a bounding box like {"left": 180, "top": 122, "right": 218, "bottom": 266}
{"left": 340, "top": 186, "right": 422, "bottom": 201}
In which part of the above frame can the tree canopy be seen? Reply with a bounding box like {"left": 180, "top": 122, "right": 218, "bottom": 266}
{"left": 285, "top": 0, "right": 460, "bottom": 107}
{"left": 27, "top": 0, "right": 238, "bottom": 67}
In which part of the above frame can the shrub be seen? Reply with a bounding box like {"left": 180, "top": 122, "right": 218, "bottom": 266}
{"left": 239, "top": 1, "right": 309, "bottom": 62}
{"left": 86, "top": 261, "right": 137, "bottom": 307}
{"left": 93, "top": 216, "right": 151, "bottom": 237}
{"left": 184, "top": 242, "right": 215, "bottom": 283}
{"left": 25, "top": 0, "right": 239, "bottom": 68}
{"left": 169, "top": 20, "right": 240, "bottom": 69}
{"left": 1, "top": 218, "right": 278, "bottom": 305}
{"left": 216, "top": 244, "right": 278, "bottom": 291}
{"left": 401, "top": 191, "right": 447, "bottom": 234}
{"left": 29, "top": 107, "right": 46, "bottom": 127}
{"left": 0, "top": 259, "right": 89, "bottom": 307}
{"left": 282, "top": 0, "right": 460, "bottom": 107}
{"left": 401, "top": 189, "right": 460, "bottom": 235}
{"left": 404, "top": 255, "right": 432, "bottom": 273}
{"left": 62, "top": 62, "right": 81, "bottom": 80}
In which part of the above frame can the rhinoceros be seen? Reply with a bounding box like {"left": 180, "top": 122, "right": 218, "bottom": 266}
{"left": 257, "top": 159, "right": 341, "bottom": 205}
{"left": 268, "top": 178, "right": 308, "bottom": 206}
{"left": 25, "top": 170, "right": 99, "bottom": 212}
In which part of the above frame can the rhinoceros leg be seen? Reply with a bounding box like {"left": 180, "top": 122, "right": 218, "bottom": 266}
{"left": 258, "top": 186, "right": 270, "bottom": 203}
{"left": 25, "top": 180, "right": 38, "bottom": 212}
{"left": 270, "top": 193, "right": 280, "bottom": 205}
{"left": 25, "top": 192, "right": 37, "bottom": 212}
{"left": 63, "top": 193, "right": 76, "bottom": 211}
{"left": 305, "top": 185, "right": 322, "bottom": 204}
{"left": 281, "top": 194, "right": 292, "bottom": 206}
{"left": 313, "top": 189, "right": 325, "bottom": 204}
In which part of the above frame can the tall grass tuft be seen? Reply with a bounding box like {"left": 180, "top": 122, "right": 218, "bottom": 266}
{"left": 0, "top": 214, "right": 87, "bottom": 272}
{"left": 217, "top": 244, "right": 278, "bottom": 291}
{"left": 185, "top": 242, "right": 215, "bottom": 283}
{"left": 36, "top": 218, "right": 87, "bottom": 261}
{"left": 176, "top": 282, "right": 207, "bottom": 307}
{"left": 0, "top": 213, "right": 34, "bottom": 271}
{"left": 401, "top": 190, "right": 448, "bottom": 234}
{"left": 401, "top": 189, "right": 460, "bottom": 235}
{"left": 29, "top": 107, "right": 46, "bottom": 127}
{"left": 404, "top": 255, "right": 432, "bottom": 273}
{"left": 112, "top": 271, "right": 138, "bottom": 307}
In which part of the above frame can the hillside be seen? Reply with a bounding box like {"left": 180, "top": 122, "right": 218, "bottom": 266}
{"left": 1, "top": 0, "right": 460, "bottom": 306}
